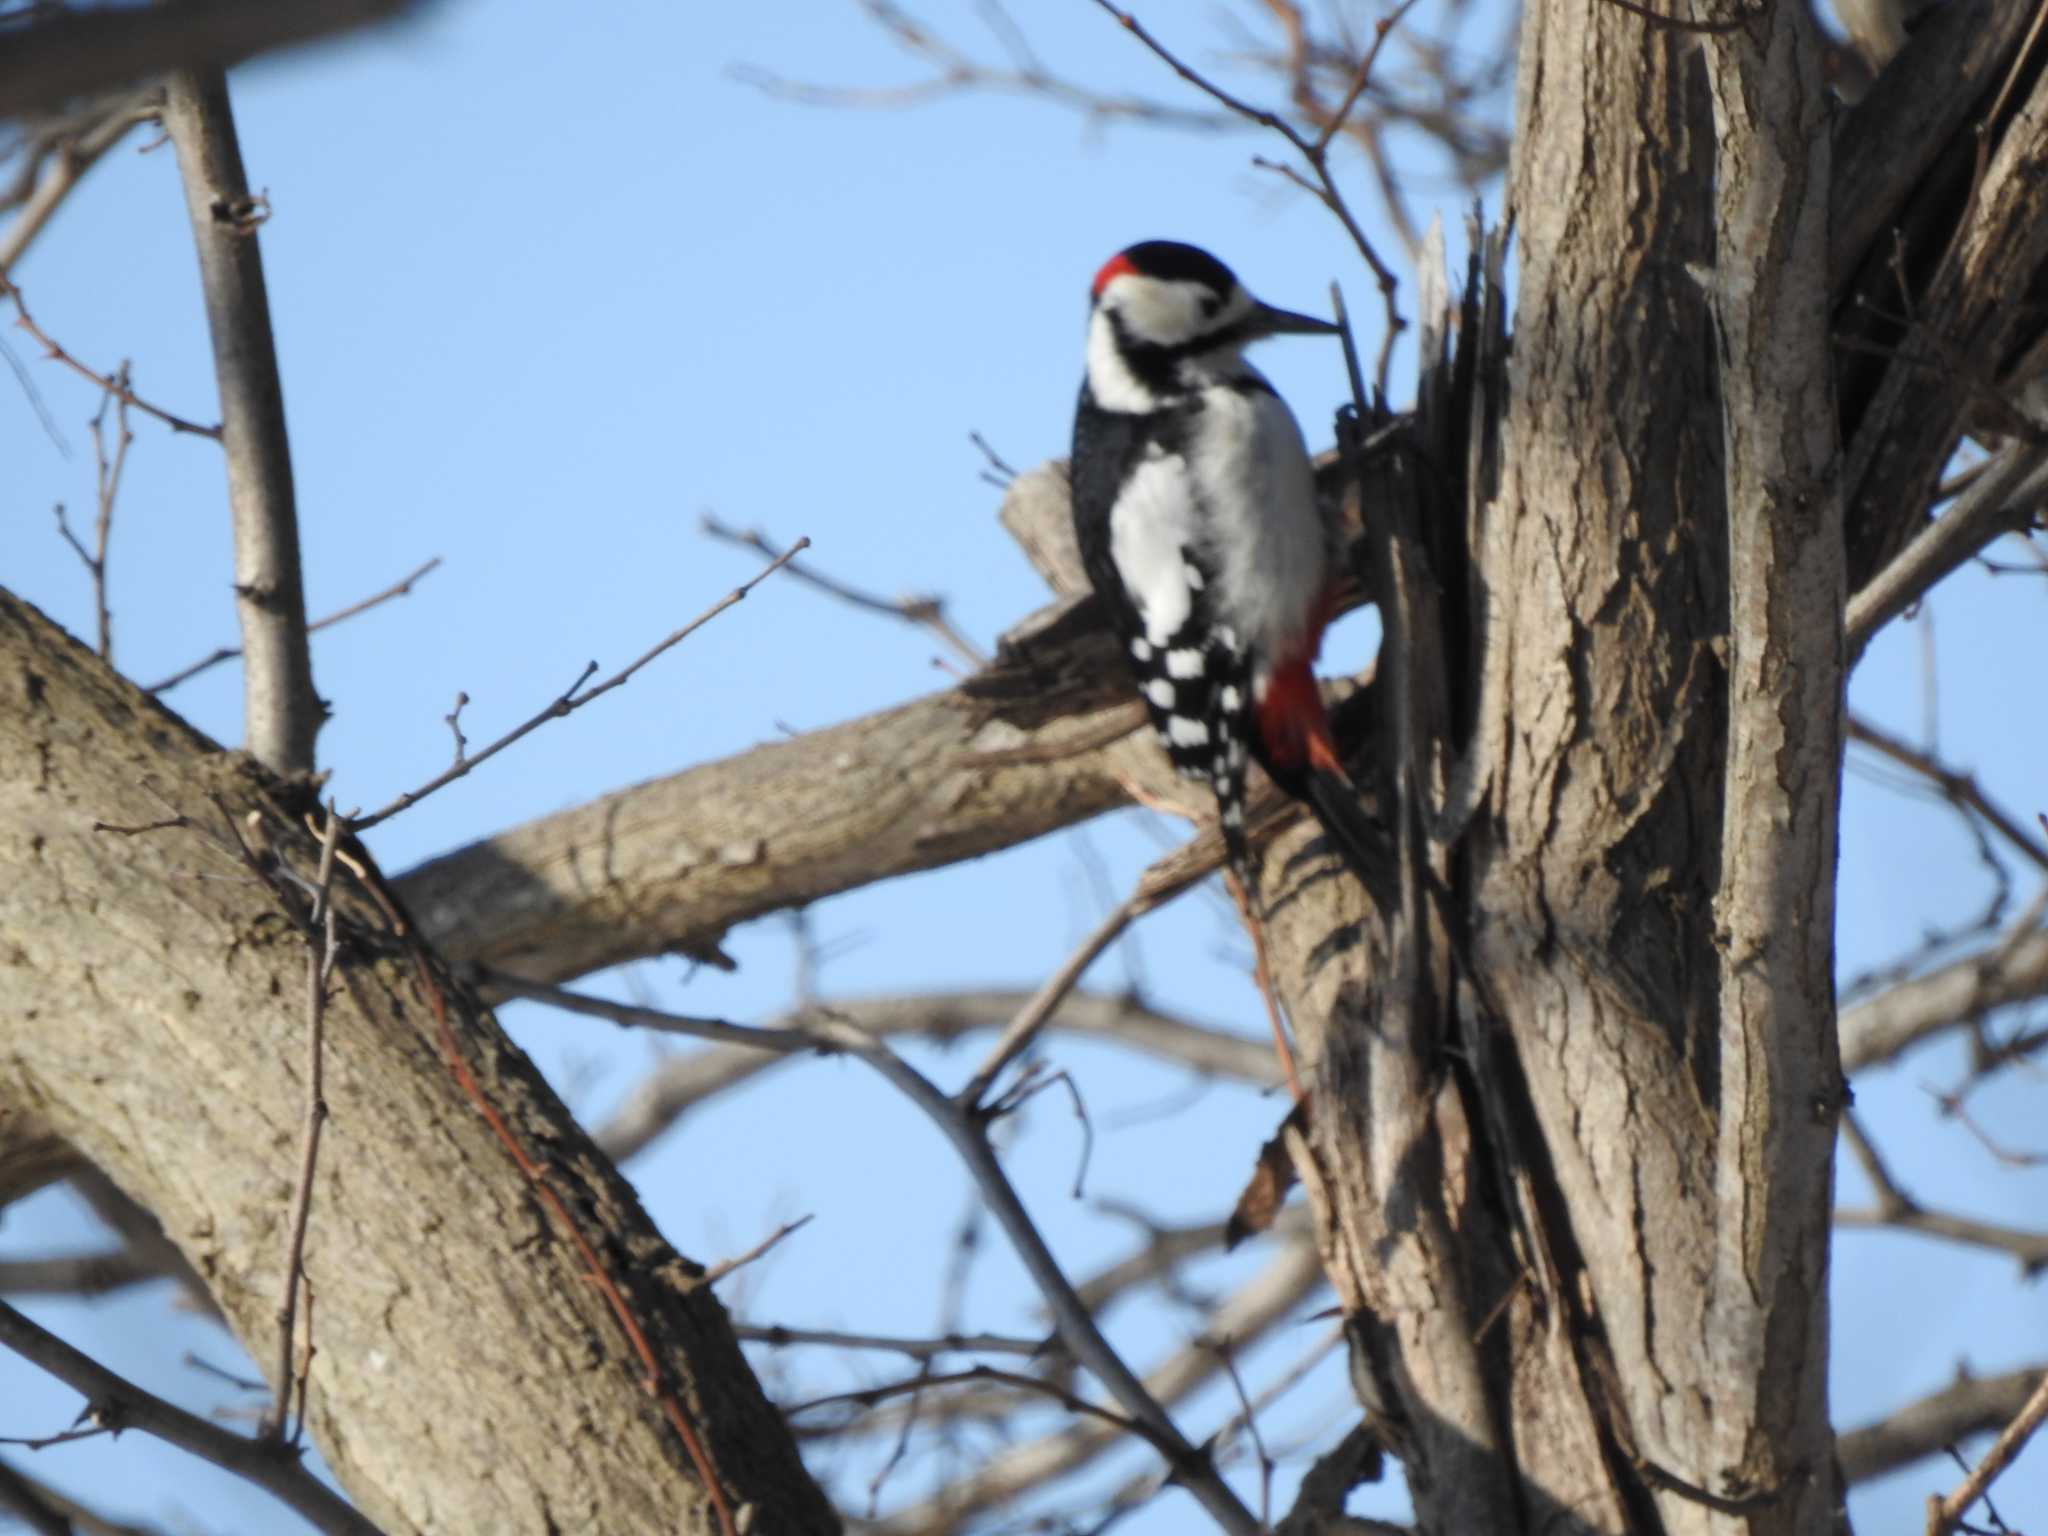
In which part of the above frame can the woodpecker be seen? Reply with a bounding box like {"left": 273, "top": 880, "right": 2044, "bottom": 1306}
{"left": 1071, "top": 239, "right": 1376, "bottom": 890}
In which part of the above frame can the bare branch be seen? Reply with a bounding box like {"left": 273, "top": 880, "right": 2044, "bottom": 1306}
{"left": 502, "top": 967, "right": 1260, "bottom": 1528}
{"left": 1927, "top": 1370, "right": 2048, "bottom": 1535}
{"left": 793, "top": 1364, "right": 1176, "bottom": 1458}
{"left": 1837, "top": 1112, "right": 2048, "bottom": 1273}
{"left": 736, "top": 1321, "right": 1050, "bottom": 1361}
{"left": 0, "top": 1460, "right": 162, "bottom": 1536}
{"left": 1840, "top": 1367, "right": 2048, "bottom": 1484}
{"left": 161, "top": 71, "right": 320, "bottom": 774}
{"left": 1849, "top": 715, "right": 2048, "bottom": 876}
{"left": 0, "top": 1300, "right": 382, "bottom": 1536}
{"left": 0, "top": 270, "right": 221, "bottom": 438}
{"left": 805, "top": 1022, "right": 1254, "bottom": 1531}
{"left": 572, "top": 987, "right": 1278, "bottom": 1166}
{"left": 700, "top": 513, "right": 983, "bottom": 666}
{"left": 1847, "top": 443, "right": 2048, "bottom": 658}
{"left": 352, "top": 538, "right": 807, "bottom": 831}
{"left": 0, "top": 1248, "right": 159, "bottom": 1299}
{"left": 685, "top": 1215, "right": 813, "bottom": 1292}
{"left": 147, "top": 556, "right": 443, "bottom": 695}
{"left": 874, "top": 1236, "right": 1325, "bottom": 1533}
{"left": 960, "top": 847, "right": 1201, "bottom": 1106}
{"left": 0, "top": 0, "right": 419, "bottom": 123}
{"left": 392, "top": 594, "right": 1144, "bottom": 985}
{"left": 0, "top": 93, "right": 160, "bottom": 273}
{"left": 1841, "top": 911, "right": 2048, "bottom": 1072}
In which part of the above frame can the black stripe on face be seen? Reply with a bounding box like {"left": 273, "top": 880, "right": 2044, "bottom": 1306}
{"left": 1105, "top": 310, "right": 1184, "bottom": 398}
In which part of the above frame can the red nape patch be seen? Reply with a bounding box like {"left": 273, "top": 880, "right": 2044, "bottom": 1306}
{"left": 1091, "top": 252, "right": 1138, "bottom": 297}
{"left": 1257, "top": 657, "right": 1347, "bottom": 779}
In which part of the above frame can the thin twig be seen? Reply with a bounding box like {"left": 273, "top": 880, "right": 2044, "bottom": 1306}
{"left": 1927, "top": 1371, "right": 2048, "bottom": 1536}
{"left": 1091, "top": 0, "right": 1414, "bottom": 392}
{"left": 47, "top": 370, "right": 139, "bottom": 667}
{"left": 268, "top": 804, "right": 342, "bottom": 1445}
{"left": 0, "top": 1300, "right": 382, "bottom": 1536}
{"left": 351, "top": 537, "right": 807, "bottom": 831}
{"left": 1836, "top": 1111, "right": 2048, "bottom": 1271}
{"left": 0, "top": 1458, "right": 161, "bottom": 1536}
{"left": 961, "top": 888, "right": 1155, "bottom": 1107}
{"left": 690, "top": 1215, "right": 814, "bottom": 1291}
{"left": 480, "top": 970, "right": 822, "bottom": 1055}
{"left": 734, "top": 1321, "right": 1052, "bottom": 1360}
{"left": 0, "top": 93, "right": 160, "bottom": 272}
{"left": 700, "top": 513, "right": 983, "bottom": 666}
{"left": 526, "top": 957, "right": 1249, "bottom": 1530}
{"left": 986, "top": 1063, "right": 1097, "bottom": 1198}
{"left": 0, "top": 270, "right": 220, "bottom": 438}
{"left": 147, "top": 556, "right": 442, "bottom": 695}
{"left": 800, "top": 1009, "right": 1260, "bottom": 1535}
{"left": 1849, "top": 714, "right": 2048, "bottom": 876}
{"left": 968, "top": 428, "right": 1018, "bottom": 485}
{"left": 790, "top": 1365, "right": 1178, "bottom": 1458}
{"left": 1213, "top": 1340, "right": 1273, "bottom": 1528}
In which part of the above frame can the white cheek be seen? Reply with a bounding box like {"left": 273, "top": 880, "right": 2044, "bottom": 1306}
{"left": 1086, "top": 313, "right": 1154, "bottom": 414}
{"left": 1119, "top": 280, "right": 1205, "bottom": 340}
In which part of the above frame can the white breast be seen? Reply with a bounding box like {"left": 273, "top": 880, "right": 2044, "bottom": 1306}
{"left": 1185, "top": 380, "right": 1328, "bottom": 669}
{"left": 1107, "top": 447, "right": 1202, "bottom": 646}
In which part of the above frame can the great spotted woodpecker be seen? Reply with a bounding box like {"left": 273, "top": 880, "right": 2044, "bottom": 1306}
{"left": 1070, "top": 240, "right": 1375, "bottom": 890}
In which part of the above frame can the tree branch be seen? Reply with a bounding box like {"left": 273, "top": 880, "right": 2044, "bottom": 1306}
{"left": 352, "top": 539, "right": 806, "bottom": 831}
{"left": 0, "top": 0, "right": 420, "bottom": 123}
{"left": 511, "top": 984, "right": 1279, "bottom": 1165}
{"left": 0, "top": 1299, "right": 380, "bottom": 1536}
{"left": 872, "top": 1236, "right": 1325, "bottom": 1534}
{"left": 1839, "top": 1367, "right": 2048, "bottom": 1483}
{"left": 394, "top": 602, "right": 1140, "bottom": 986}
{"left": 148, "top": 556, "right": 441, "bottom": 696}
{"left": 507, "top": 976, "right": 1262, "bottom": 1533}
{"left": 0, "top": 588, "right": 839, "bottom": 1534}
{"left": 1842, "top": 915, "right": 2048, "bottom": 1071}
{"left": 1927, "top": 1369, "right": 2048, "bottom": 1535}
{"left": 0, "top": 93, "right": 159, "bottom": 272}
{"left": 161, "top": 71, "right": 320, "bottom": 775}
{"left": 1846, "top": 442, "right": 2048, "bottom": 658}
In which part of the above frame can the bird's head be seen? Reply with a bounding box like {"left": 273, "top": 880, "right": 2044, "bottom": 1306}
{"left": 1085, "top": 240, "right": 1335, "bottom": 410}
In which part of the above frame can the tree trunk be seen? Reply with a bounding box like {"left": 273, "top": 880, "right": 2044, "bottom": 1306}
{"left": 0, "top": 592, "right": 839, "bottom": 1535}
{"left": 1261, "top": 0, "right": 1850, "bottom": 1530}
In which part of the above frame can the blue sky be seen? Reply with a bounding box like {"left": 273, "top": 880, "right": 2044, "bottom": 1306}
{"left": 4, "top": 2, "right": 2045, "bottom": 1532}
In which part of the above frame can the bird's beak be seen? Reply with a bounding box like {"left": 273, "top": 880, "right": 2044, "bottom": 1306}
{"left": 1247, "top": 299, "right": 1340, "bottom": 338}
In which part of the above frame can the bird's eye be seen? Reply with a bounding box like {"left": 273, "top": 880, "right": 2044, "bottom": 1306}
{"left": 1199, "top": 294, "right": 1223, "bottom": 319}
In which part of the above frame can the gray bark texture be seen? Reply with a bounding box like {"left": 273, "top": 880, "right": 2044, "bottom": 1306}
{"left": 1249, "top": 0, "right": 2048, "bottom": 1529}
{"left": 0, "top": 592, "right": 838, "bottom": 1536}
{"left": 6, "top": 0, "right": 2048, "bottom": 1526}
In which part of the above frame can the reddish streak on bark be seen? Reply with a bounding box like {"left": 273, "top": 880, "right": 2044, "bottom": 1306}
{"left": 409, "top": 947, "right": 738, "bottom": 1536}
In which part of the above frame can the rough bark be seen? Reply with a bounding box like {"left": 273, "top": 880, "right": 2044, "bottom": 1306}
{"left": 397, "top": 607, "right": 1134, "bottom": 988}
{"left": 1266, "top": 0, "right": 1853, "bottom": 1529}
{"left": 0, "top": 591, "right": 838, "bottom": 1535}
